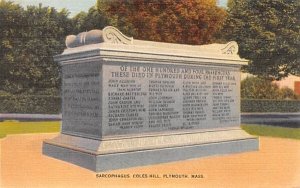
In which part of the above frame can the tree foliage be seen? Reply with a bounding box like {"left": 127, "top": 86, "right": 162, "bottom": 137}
{"left": 223, "top": 0, "right": 300, "bottom": 80}
{"left": 0, "top": 1, "right": 25, "bottom": 94}
{"left": 97, "top": 0, "right": 227, "bottom": 45}
{"left": 72, "top": 6, "right": 111, "bottom": 33}
{"left": 0, "top": 1, "right": 73, "bottom": 95}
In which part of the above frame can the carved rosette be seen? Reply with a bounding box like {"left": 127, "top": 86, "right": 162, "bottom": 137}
{"left": 221, "top": 41, "right": 239, "bottom": 55}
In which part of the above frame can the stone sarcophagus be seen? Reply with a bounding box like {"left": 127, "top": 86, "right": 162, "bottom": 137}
{"left": 43, "top": 26, "right": 259, "bottom": 172}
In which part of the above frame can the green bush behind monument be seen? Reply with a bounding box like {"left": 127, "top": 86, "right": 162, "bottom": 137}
{"left": 241, "top": 77, "right": 300, "bottom": 100}
{"left": 1, "top": 95, "right": 300, "bottom": 114}
{"left": 241, "top": 99, "right": 300, "bottom": 113}
{"left": 0, "top": 95, "right": 61, "bottom": 114}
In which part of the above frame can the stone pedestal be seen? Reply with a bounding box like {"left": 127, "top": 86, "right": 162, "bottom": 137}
{"left": 43, "top": 26, "right": 259, "bottom": 172}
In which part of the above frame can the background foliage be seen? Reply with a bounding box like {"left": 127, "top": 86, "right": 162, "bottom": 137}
{"left": 72, "top": 6, "right": 111, "bottom": 34}
{"left": 223, "top": 0, "right": 300, "bottom": 80}
{"left": 96, "top": 0, "right": 227, "bottom": 44}
{"left": 0, "top": 95, "right": 61, "bottom": 114}
{"left": 241, "top": 77, "right": 300, "bottom": 100}
{"left": 1, "top": 94, "right": 299, "bottom": 114}
{"left": 0, "top": 1, "right": 73, "bottom": 95}
{"left": 241, "top": 99, "right": 300, "bottom": 113}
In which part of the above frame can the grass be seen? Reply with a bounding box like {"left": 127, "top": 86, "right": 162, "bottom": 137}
{"left": 241, "top": 124, "right": 300, "bottom": 140}
{"left": 0, "top": 121, "right": 60, "bottom": 138}
{"left": 0, "top": 121, "right": 299, "bottom": 140}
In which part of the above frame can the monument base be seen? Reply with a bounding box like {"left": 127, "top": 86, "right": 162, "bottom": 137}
{"left": 43, "top": 128, "right": 258, "bottom": 172}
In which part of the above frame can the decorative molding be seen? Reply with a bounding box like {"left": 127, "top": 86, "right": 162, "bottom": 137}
{"left": 221, "top": 41, "right": 239, "bottom": 55}
{"left": 65, "top": 26, "right": 240, "bottom": 59}
{"left": 102, "top": 26, "right": 133, "bottom": 44}
{"left": 65, "top": 26, "right": 133, "bottom": 48}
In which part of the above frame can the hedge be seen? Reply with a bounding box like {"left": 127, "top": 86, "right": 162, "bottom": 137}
{"left": 0, "top": 95, "right": 61, "bottom": 114}
{"left": 241, "top": 99, "right": 300, "bottom": 113}
{"left": 1, "top": 95, "right": 299, "bottom": 114}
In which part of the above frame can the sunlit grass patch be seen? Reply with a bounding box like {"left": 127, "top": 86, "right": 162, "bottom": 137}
{"left": 241, "top": 124, "right": 300, "bottom": 140}
{"left": 0, "top": 121, "right": 60, "bottom": 138}
{"left": 1, "top": 121, "right": 299, "bottom": 140}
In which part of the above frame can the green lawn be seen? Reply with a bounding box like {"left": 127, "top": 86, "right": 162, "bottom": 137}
{"left": 0, "top": 121, "right": 60, "bottom": 138}
{"left": 241, "top": 124, "right": 300, "bottom": 140}
{"left": 0, "top": 121, "right": 299, "bottom": 140}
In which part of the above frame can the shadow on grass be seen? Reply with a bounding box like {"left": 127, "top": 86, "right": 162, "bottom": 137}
{"left": 241, "top": 124, "right": 300, "bottom": 140}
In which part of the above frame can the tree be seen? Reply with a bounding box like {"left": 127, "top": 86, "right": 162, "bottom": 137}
{"left": 0, "top": 1, "right": 73, "bottom": 95}
{"left": 97, "top": 0, "right": 227, "bottom": 45}
{"left": 223, "top": 0, "right": 300, "bottom": 80}
{"left": 72, "top": 6, "right": 111, "bottom": 33}
{"left": 0, "top": 1, "right": 25, "bottom": 93}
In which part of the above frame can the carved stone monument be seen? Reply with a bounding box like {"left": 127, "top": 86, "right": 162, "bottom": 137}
{"left": 43, "top": 26, "right": 259, "bottom": 172}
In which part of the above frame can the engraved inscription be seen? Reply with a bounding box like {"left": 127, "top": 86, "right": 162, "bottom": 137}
{"left": 62, "top": 62, "right": 101, "bottom": 138}
{"left": 102, "top": 62, "right": 240, "bottom": 136}
{"left": 182, "top": 81, "right": 210, "bottom": 128}
{"left": 148, "top": 80, "right": 181, "bottom": 130}
{"left": 107, "top": 79, "right": 147, "bottom": 130}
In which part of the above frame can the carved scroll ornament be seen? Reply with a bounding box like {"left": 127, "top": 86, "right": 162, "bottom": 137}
{"left": 221, "top": 41, "right": 239, "bottom": 55}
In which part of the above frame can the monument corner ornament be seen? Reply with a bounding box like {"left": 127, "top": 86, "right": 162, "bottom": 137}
{"left": 43, "top": 26, "right": 259, "bottom": 172}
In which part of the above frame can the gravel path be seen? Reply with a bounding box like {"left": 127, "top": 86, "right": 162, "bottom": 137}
{"left": 1, "top": 134, "right": 299, "bottom": 187}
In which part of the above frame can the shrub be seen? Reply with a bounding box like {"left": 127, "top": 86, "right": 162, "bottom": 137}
{"left": 241, "top": 99, "right": 300, "bottom": 113}
{"left": 241, "top": 77, "right": 281, "bottom": 99}
{"left": 0, "top": 95, "right": 61, "bottom": 114}
{"left": 279, "top": 87, "right": 300, "bottom": 100}
{"left": 241, "top": 77, "right": 300, "bottom": 100}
